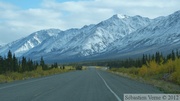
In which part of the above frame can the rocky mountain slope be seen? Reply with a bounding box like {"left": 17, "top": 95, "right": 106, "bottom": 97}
{"left": 0, "top": 11, "right": 180, "bottom": 62}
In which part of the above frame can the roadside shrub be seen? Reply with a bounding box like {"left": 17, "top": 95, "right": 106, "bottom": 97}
{"left": 9, "top": 72, "right": 23, "bottom": 80}
{"left": 128, "top": 67, "right": 139, "bottom": 75}
{"left": 169, "top": 59, "right": 180, "bottom": 84}
{"left": 0, "top": 75, "right": 7, "bottom": 83}
{"left": 0, "top": 65, "right": 71, "bottom": 83}
{"left": 109, "top": 58, "right": 180, "bottom": 86}
{"left": 163, "top": 60, "right": 175, "bottom": 74}
{"left": 147, "top": 60, "right": 159, "bottom": 75}
{"left": 170, "top": 71, "right": 180, "bottom": 85}
{"left": 138, "top": 65, "right": 148, "bottom": 76}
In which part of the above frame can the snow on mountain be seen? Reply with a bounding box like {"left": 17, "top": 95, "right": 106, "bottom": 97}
{"left": 105, "top": 10, "right": 180, "bottom": 58}
{"left": 78, "top": 14, "right": 151, "bottom": 56}
{"left": 0, "top": 29, "right": 61, "bottom": 56}
{"left": 22, "top": 14, "right": 151, "bottom": 60}
{"left": 117, "top": 14, "right": 129, "bottom": 19}
{"left": 0, "top": 10, "right": 180, "bottom": 62}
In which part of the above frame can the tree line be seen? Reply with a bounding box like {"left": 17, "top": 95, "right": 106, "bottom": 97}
{"left": 108, "top": 50, "right": 180, "bottom": 68}
{"left": 80, "top": 50, "right": 180, "bottom": 68}
{"left": 0, "top": 50, "right": 60, "bottom": 74}
{"left": 1, "top": 49, "right": 179, "bottom": 73}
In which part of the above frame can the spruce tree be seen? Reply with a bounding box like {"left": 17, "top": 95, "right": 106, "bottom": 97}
{"left": 12, "top": 54, "right": 18, "bottom": 72}
{"left": 40, "top": 57, "right": 47, "bottom": 70}
{"left": 172, "top": 50, "right": 175, "bottom": 60}
{"left": 7, "top": 50, "right": 13, "bottom": 71}
{"left": 54, "top": 62, "right": 58, "bottom": 68}
{"left": 176, "top": 50, "right": 178, "bottom": 58}
{"left": 155, "top": 52, "right": 160, "bottom": 64}
{"left": 0, "top": 56, "right": 3, "bottom": 73}
{"left": 22, "top": 56, "right": 27, "bottom": 72}
{"left": 142, "top": 54, "right": 146, "bottom": 65}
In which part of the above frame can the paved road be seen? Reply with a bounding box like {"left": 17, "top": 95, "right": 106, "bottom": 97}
{"left": 0, "top": 67, "right": 162, "bottom": 101}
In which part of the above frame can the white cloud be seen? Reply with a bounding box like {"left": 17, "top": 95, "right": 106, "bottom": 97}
{"left": 0, "top": 0, "right": 180, "bottom": 44}
{"left": 0, "top": 2, "right": 17, "bottom": 9}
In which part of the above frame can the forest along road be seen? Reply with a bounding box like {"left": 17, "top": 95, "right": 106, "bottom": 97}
{"left": 0, "top": 66, "right": 162, "bottom": 101}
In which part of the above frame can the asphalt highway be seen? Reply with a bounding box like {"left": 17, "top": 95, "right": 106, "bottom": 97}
{"left": 0, "top": 67, "right": 162, "bottom": 101}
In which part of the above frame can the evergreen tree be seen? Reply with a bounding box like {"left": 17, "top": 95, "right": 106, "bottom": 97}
{"left": 7, "top": 50, "right": 13, "bottom": 71}
{"left": 0, "top": 56, "right": 3, "bottom": 73}
{"left": 176, "top": 50, "right": 179, "bottom": 58}
{"left": 148, "top": 54, "right": 151, "bottom": 62}
{"left": 22, "top": 56, "right": 27, "bottom": 72}
{"left": 18, "top": 60, "right": 21, "bottom": 72}
{"left": 142, "top": 54, "right": 146, "bottom": 64}
{"left": 152, "top": 54, "right": 155, "bottom": 61}
{"left": 155, "top": 52, "right": 161, "bottom": 64}
{"left": 40, "top": 57, "right": 47, "bottom": 70}
{"left": 172, "top": 50, "right": 175, "bottom": 60}
{"left": 40, "top": 57, "right": 44, "bottom": 67}
{"left": 35, "top": 61, "right": 39, "bottom": 69}
{"left": 167, "top": 54, "right": 171, "bottom": 60}
{"left": 29, "top": 59, "right": 34, "bottom": 71}
{"left": 62, "top": 65, "right": 65, "bottom": 69}
{"left": 27, "top": 59, "right": 32, "bottom": 71}
{"left": 51, "top": 64, "right": 54, "bottom": 69}
{"left": 3, "top": 56, "right": 7, "bottom": 72}
{"left": 32, "top": 61, "right": 37, "bottom": 70}
{"left": 54, "top": 62, "right": 58, "bottom": 68}
{"left": 12, "top": 54, "right": 18, "bottom": 72}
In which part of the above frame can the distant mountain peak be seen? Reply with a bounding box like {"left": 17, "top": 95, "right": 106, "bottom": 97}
{"left": 111, "top": 14, "right": 129, "bottom": 19}
{"left": 33, "top": 29, "right": 61, "bottom": 36}
{"left": 117, "top": 14, "right": 129, "bottom": 19}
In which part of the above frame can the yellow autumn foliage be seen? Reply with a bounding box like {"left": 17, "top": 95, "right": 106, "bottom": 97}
{"left": 146, "top": 60, "right": 159, "bottom": 75}
{"left": 110, "top": 58, "right": 180, "bottom": 85}
{"left": 169, "top": 59, "right": 180, "bottom": 84}
{"left": 0, "top": 66, "right": 72, "bottom": 83}
{"left": 138, "top": 65, "right": 148, "bottom": 76}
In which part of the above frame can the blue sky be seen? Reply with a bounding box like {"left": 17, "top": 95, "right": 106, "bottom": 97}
{"left": 0, "top": 0, "right": 180, "bottom": 44}
{"left": 2, "top": 0, "right": 42, "bottom": 9}
{"left": 2, "top": 0, "right": 84, "bottom": 9}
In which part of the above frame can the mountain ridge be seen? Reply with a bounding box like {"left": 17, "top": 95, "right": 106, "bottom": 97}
{"left": 0, "top": 10, "right": 180, "bottom": 63}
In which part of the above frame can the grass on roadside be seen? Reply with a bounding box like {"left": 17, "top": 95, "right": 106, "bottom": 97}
{"left": 110, "top": 69, "right": 180, "bottom": 93}
{"left": 0, "top": 66, "right": 73, "bottom": 83}
{"left": 109, "top": 59, "right": 180, "bottom": 93}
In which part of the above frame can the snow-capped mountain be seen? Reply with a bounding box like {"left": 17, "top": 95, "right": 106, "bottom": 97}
{"left": 78, "top": 14, "right": 151, "bottom": 56}
{"left": 103, "top": 10, "right": 180, "bottom": 58}
{"left": 0, "top": 10, "right": 180, "bottom": 62}
{"left": 21, "top": 14, "right": 151, "bottom": 61}
{"left": 0, "top": 29, "right": 61, "bottom": 56}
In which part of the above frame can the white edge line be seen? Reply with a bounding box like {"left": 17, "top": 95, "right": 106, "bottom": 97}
{"left": 96, "top": 71, "right": 122, "bottom": 101}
